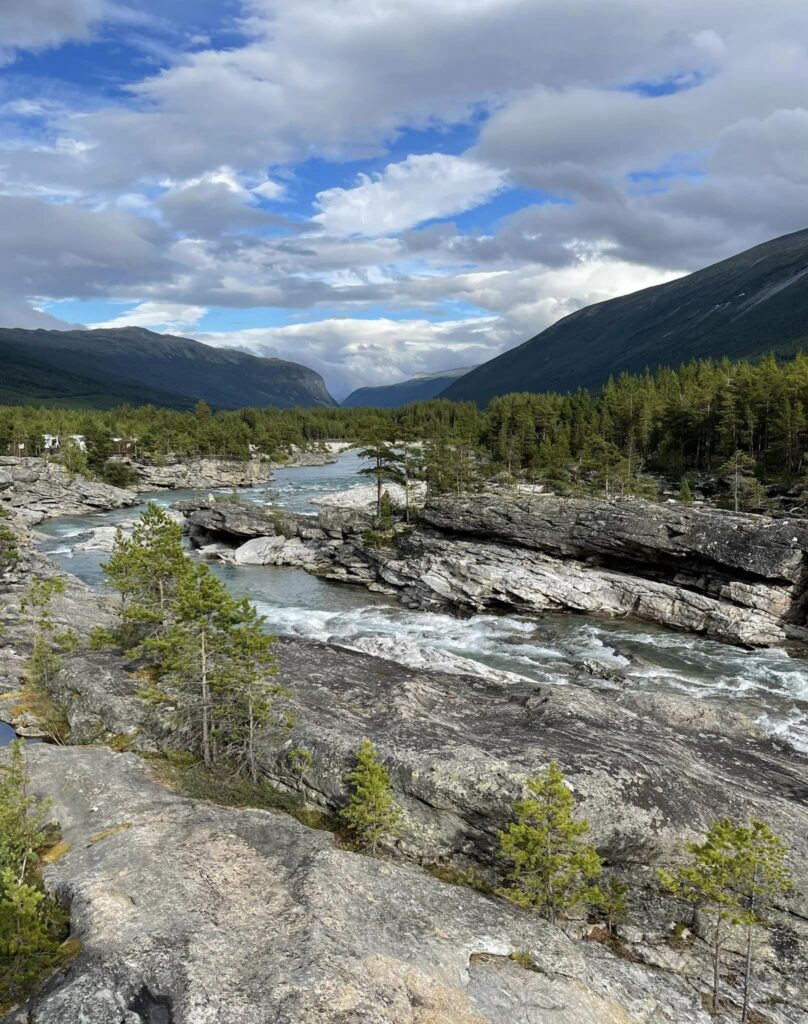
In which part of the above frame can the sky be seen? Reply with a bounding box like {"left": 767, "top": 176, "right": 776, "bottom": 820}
{"left": 1, "top": 2, "right": 807, "bottom": 399}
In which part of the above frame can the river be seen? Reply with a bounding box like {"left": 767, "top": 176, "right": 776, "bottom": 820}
{"left": 35, "top": 451, "right": 808, "bottom": 753}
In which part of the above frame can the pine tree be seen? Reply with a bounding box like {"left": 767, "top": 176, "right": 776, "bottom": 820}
{"left": 719, "top": 450, "right": 765, "bottom": 513}
{"left": 0, "top": 742, "right": 67, "bottom": 1005}
{"left": 678, "top": 479, "right": 694, "bottom": 504}
{"left": 356, "top": 431, "right": 405, "bottom": 519}
{"left": 20, "top": 577, "right": 66, "bottom": 691}
{"left": 102, "top": 502, "right": 190, "bottom": 650}
{"left": 595, "top": 876, "right": 628, "bottom": 935}
{"left": 340, "top": 739, "right": 402, "bottom": 854}
{"left": 660, "top": 817, "right": 793, "bottom": 1018}
{"left": 498, "top": 762, "right": 602, "bottom": 922}
{"left": 730, "top": 821, "right": 793, "bottom": 1024}
{"left": 140, "top": 562, "right": 278, "bottom": 771}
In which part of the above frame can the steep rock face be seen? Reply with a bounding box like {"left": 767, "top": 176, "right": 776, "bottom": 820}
{"left": 0, "top": 456, "right": 136, "bottom": 524}
{"left": 405, "top": 494, "right": 808, "bottom": 643}
{"left": 374, "top": 531, "right": 788, "bottom": 646}
{"left": 422, "top": 494, "right": 808, "bottom": 590}
{"left": 15, "top": 745, "right": 720, "bottom": 1024}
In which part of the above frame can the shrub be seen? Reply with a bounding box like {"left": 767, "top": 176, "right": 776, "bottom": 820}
{"left": 498, "top": 761, "right": 602, "bottom": 922}
{"left": 340, "top": 739, "right": 402, "bottom": 854}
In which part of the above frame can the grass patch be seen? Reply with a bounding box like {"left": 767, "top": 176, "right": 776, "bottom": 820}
{"left": 1, "top": 685, "right": 69, "bottom": 743}
{"left": 425, "top": 863, "right": 495, "bottom": 896}
{"left": 41, "top": 840, "right": 71, "bottom": 865}
{"left": 105, "top": 732, "right": 140, "bottom": 752}
{"left": 509, "top": 951, "right": 540, "bottom": 971}
{"left": 150, "top": 759, "right": 344, "bottom": 836}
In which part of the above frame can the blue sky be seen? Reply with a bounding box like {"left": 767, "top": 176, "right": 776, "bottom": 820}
{"left": 1, "top": 1, "right": 806, "bottom": 397}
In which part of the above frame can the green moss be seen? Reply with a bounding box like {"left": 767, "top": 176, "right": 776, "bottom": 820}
{"left": 105, "top": 731, "right": 140, "bottom": 752}
{"left": 509, "top": 951, "right": 539, "bottom": 971}
{"left": 89, "top": 823, "right": 131, "bottom": 844}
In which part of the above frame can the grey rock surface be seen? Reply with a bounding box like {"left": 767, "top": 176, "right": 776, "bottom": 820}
{"left": 115, "top": 455, "right": 272, "bottom": 490}
{"left": 0, "top": 457, "right": 136, "bottom": 523}
{"left": 12, "top": 745, "right": 720, "bottom": 1024}
{"left": 374, "top": 532, "right": 786, "bottom": 646}
{"left": 176, "top": 491, "right": 808, "bottom": 645}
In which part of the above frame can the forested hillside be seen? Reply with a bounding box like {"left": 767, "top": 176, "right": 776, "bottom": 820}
{"left": 342, "top": 366, "right": 474, "bottom": 408}
{"left": 444, "top": 228, "right": 808, "bottom": 405}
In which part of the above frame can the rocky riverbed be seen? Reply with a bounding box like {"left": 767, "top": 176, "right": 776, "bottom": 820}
{"left": 3, "top": 459, "right": 808, "bottom": 1022}
{"left": 177, "top": 489, "right": 808, "bottom": 647}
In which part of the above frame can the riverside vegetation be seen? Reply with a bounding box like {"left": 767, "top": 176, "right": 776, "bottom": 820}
{"left": 6, "top": 352, "right": 808, "bottom": 504}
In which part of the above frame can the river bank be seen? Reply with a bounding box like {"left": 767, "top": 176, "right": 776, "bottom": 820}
{"left": 2, "top": 451, "right": 808, "bottom": 1022}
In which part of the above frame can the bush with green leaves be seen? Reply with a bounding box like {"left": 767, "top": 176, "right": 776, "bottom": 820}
{"left": 340, "top": 739, "right": 402, "bottom": 854}
{"left": 0, "top": 742, "right": 69, "bottom": 1010}
{"left": 100, "top": 459, "right": 140, "bottom": 489}
{"left": 660, "top": 817, "right": 793, "bottom": 1021}
{"left": 498, "top": 761, "right": 602, "bottom": 923}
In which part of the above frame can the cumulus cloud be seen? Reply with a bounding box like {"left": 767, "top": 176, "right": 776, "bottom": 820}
{"left": 312, "top": 154, "right": 508, "bottom": 237}
{"left": 88, "top": 302, "right": 206, "bottom": 331}
{"left": 194, "top": 255, "right": 676, "bottom": 397}
{"left": 0, "top": 0, "right": 807, "bottom": 390}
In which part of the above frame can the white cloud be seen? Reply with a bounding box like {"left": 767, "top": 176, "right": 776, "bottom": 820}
{"left": 0, "top": 0, "right": 106, "bottom": 64}
{"left": 194, "top": 254, "right": 677, "bottom": 395}
{"left": 1, "top": 0, "right": 807, "bottom": 391}
{"left": 312, "top": 153, "right": 508, "bottom": 237}
{"left": 89, "top": 301, "right": 206, "bottom": 331}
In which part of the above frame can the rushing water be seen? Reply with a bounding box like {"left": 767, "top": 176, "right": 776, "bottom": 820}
{"left": 35, "top": 452, "right": 808, "bottom": 753}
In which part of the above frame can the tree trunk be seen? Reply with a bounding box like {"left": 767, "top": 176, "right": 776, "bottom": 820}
{"left": 200, "top": 631, "right": 211, "bottom": 767}
{"left": 712, "top": 910, "right": 722, "bottom": 1014}
{"left": 376, "top": 456, "right": 382, "bottom": 519}
{"left": 741, "top": 922, "right": 754, "bottom": 1024}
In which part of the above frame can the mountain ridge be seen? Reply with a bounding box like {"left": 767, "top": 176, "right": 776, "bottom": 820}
{"left": 443, "top": 228, "right": 808, "bottom": 405}
{"left": 0, "top": 326, "right": 337, "bottom": 410}
{"left": 342, "top": 365, "right": 475, "bottom": 408}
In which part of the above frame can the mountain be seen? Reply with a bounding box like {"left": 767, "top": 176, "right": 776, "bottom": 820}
{"left": 0, "top": 327, "right": 337, "bottom": 410}
{"left": 342, "top": 366, "right": 475, "bottom": 408}
{"left": 443, "top": 228, "right": 808, "bottom": 406}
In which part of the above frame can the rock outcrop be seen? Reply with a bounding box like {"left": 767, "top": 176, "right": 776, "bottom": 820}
{"left": 15, "top": 744, "right": 724, "bottom": 1024}
{"left": 3, "top": 536, "right": 807, "bottom": 1021}
{"left": 114, "top": 455, "right": 272, "bottom": 490}
{"left": 0, "top": 457, "right": 136, "bottom": 524}
{"left": 381, "top": 493, "right": 808, "bottom": 645}
{"left": 177, "top": 491, "right": 808, "bottom": 646}
{"left": 18, "top": 649, "right": 808, "bottom": 1022}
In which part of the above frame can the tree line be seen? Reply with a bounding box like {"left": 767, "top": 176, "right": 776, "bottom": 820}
{"left": 4, "top": 353, "right": 808, "bottom": 501}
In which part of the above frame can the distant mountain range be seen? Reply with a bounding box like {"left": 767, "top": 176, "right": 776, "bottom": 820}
{"left": 444, "top": 228, "right": 808, "bottom": 405}
{"left": 0, "top": 327, "right": 336, "bottom": 409}
{"left": 342, "top": 366, "right": 475, "bottom": 408}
